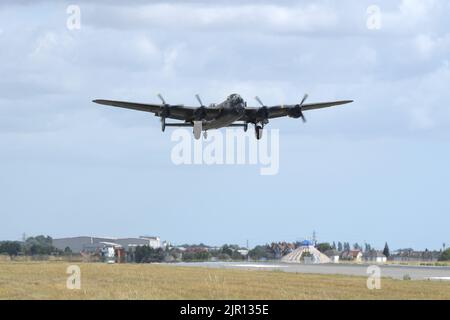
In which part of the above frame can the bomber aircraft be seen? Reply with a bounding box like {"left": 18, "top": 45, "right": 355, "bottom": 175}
{"left": 93, "top": 94, "right": 353, "bottom": 140}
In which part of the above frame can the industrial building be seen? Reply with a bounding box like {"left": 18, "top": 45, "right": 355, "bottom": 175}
{"left": 53, "top": 236, "right": 161, "bottom": 253}
{"left": 389, "top": 249, "right": 441, "bottom": 262}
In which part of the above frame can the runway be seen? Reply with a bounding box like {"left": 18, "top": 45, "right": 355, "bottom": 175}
{"left": 172, "top": 261, "right": 450, "bottom": 281}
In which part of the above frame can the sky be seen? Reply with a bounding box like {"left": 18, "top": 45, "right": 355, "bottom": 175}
{"left": 1, "top": 0, "right": 449, "bottom": 250}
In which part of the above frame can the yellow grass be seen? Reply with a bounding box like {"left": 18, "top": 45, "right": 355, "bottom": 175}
{"left": 0, "top": 261, "right": 449, "bottom": 300}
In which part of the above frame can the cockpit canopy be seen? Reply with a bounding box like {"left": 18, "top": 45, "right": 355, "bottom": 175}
{"left": 228, "top": 93, "right": 244, "bottom": 104}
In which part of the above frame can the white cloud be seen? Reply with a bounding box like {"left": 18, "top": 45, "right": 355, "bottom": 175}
{"left": 382, "top": 0, "right": 445, "bottom": 34}
{"left": 399, "top": 0, "right": 436, "bottom": 19}
{"left": 85, "top": 3, "right": 339, "bottom": 34}
{"left": 410, "top": 107, "right": 434, "bottom": 129}
{"left": 134, "top": 36, "right": 159, "bottom": 57}
{"left": 414, "top": 34, "right": 436, "bottom": 58}
{"left": 162, "top": 45, "right": 184, "bottom": 78}
{"left": 356, "top": 46, "right": 378, "bottom": 66}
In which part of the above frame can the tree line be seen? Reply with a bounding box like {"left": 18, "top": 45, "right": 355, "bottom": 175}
{"left": 313, "top": 241, "right": 390, "bottom": 256}
{"left": 2, "top": 236, "right": 449, "bottom": 262}
{"left": 0, "top": 235, "right": 64, "bottom": 257}
{"left": 134, "top": 244, "right": 247, "bottom": 263}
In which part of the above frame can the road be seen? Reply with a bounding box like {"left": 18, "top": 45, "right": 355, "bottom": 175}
{"left": 170, "top": 261, "right": 450, "bottom": 281}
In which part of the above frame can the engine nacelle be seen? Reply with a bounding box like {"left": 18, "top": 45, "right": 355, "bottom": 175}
{"left": 194, "top": 107, "right": 207, "bottom": 120}
{"left": 256, "top": 107, "right": 269, "bottom": 121}
{"left": 288, "top": 105, "right": 302, "bottom": 118}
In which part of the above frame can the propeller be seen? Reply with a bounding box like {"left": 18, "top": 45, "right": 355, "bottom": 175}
{"left": 255, "top": 96, "right": 265, "bottom": 107}
{"left": 195, "top": 94, "right": 205, "bottom": 107}
{"left": 157, "top": 93, "right": 170, "bottom": 132}
{"left": 157, "top": 93, "right": 167, "bottom": 105}
{"left": 255, "top": 96, "right": 269, "bottom": 121}
{"left": 289, "top": 93, "right": 308, "bottom": 123}
{"left": 157, "top": 93, "right": 170, "bottom": 116}
{"left": 193, "top": 94, "right": 207, "bottom": 120}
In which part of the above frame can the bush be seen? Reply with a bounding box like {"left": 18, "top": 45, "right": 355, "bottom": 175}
{"left": 220, "top": 245, "right": 234, "bottom": 257}
{"left": 135, "top": 246, "right": 165, "bottom": 263}
{"left": 439, "top": 249, "right": 450, "bottom": 261}
{"left": 182, "top": 251, "right": 211, "bottom": 262}
{"left": 301, "top": 252, "right": 313, "bottom": 262}
{"left": 231, "top": 251, "right": 244, "bottom": 261}
{"left": 248, "top": 245, "right": 274, "bottom": 260}
{"left": 218, "top": 253, "right": 231, "bottom": 261}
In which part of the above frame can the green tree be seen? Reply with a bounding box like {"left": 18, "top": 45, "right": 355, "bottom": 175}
{"left": 316, "top": 243, "right": 332, "bottom": 253}
{"left": 135, "top": 246, "right": 165, "bottom": 263}
{"left": 0, "top": 241, "right": 22, "bottom": 256}
{"left": 248, "top": 245, "right": 274, "bottom": 260}
{"left": 344, "top": 242, "right": 351, "bottom": 251}
{"left": 195, "top": 251, "right": 211, "bottom": 261}
{"left": 182, "top": 251, "right": 211, "bottom": 262}
{"left": 337, "top": 242, "right": 343, "bottom": 252}
{"left": 220, "top": 244, "right": 234, "bottom": 257}
{"left": 383, "top": 242, "right": 390, "bottom": 258}
{"left": 231, "top": 250, "right": 244, "bottom": 260}
{"left": 439, "top": 249, "right": 450, "bottom": 261}
{"left": 218, "top": 253, "right": 231, "bottom": 261}
{"left": 24, "top": 235, "right": 56, "bottom": 255}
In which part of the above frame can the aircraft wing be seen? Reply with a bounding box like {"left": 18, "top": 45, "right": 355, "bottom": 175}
{"left": 93, "top": 99, "right": 221, "bottom": 121}
{"left": 242, "top": 100, "right": 353, "bottom": 122}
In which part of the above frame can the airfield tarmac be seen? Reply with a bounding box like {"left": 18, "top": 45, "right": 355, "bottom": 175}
{"left": 172, "top": 261, "right": 450, "bottom": 281}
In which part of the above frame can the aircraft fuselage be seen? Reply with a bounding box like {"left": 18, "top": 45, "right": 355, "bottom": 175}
{"left": 202, "top": 94, "right": 246, "bottom": 130}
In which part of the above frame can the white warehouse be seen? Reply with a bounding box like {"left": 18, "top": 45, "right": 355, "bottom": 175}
{"left": 53, "top": 236, "right": 161, "bottom": 253}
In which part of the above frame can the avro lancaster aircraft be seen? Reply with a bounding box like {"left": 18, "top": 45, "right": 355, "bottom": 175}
{"left": 93, "top": 94, "right": 353, "bottom": 140}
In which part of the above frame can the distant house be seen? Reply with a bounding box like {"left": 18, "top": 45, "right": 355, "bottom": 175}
{"left": 325, "top": 250, "right": 340, "bottom": 263}
{"left": 184, "top": 246, "right": 209, "bottom": 253}
{"left": 389, "top": 249, "right": 441, "bottom": 262}
{"left": 364, "top": 251, "right": 387, "bottom": 264}
{"left": 341, "top": 250, "right": 363, "bottom": 262}
{"left": 237, "top": 249, "right": 249, "bottom": 256}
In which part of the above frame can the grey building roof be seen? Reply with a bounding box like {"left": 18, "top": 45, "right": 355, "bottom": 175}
{"left": 324, "top": 249, "right": 340, "bottom": 257}
{"left": 364, "top": 251, "right": 386, "bottom": 258}
{"left": 52, "top": 236, "right": 160, "bottom": 252}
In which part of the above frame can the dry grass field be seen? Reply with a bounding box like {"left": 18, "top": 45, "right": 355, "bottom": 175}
{"left": 0, "top": 261, "right": 449, "bottom": 300}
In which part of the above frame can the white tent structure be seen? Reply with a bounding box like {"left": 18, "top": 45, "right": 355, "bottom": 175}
{"left": 281, "top": 240, "right": 331, "bottom": 264}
